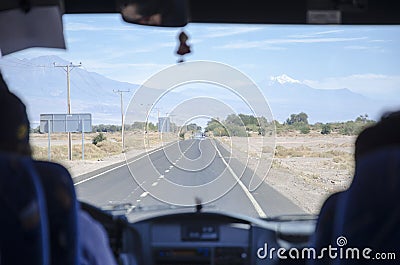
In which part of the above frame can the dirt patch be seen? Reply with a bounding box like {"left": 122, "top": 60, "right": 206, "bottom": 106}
{"left": 30, "top": 131, "right": 174, "bottom": 178}
{"left": 219, "top": 133, "right": 356, "bottom": 214}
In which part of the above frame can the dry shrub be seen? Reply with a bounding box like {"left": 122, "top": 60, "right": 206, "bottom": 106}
{"left": 262, "top": 145, "right": 274, "bottom": 153}
{"left": 275, "top": 145, "right": 312, "bottom": 158}
{"left": 96, "top": 141, "right": 121, "bottom": 154}
{"left": 72, "top": 144, "right": 107, "bottom": 160}
{"left": 32, "top": 144, "right": 108, "bottom": 161}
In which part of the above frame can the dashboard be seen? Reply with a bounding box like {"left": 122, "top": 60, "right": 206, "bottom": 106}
{"left": 81, "top": 203, "right": 316, "bottom": 265}
{"left": 127, "top": 213, "right": 252, "bottom": 265}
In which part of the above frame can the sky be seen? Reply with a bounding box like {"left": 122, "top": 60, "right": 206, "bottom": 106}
{"left": 9, "top": 14, "right": 400, "bottom": 101}
{"left": 3, "top": 13, "right": 399, "bottom": 128}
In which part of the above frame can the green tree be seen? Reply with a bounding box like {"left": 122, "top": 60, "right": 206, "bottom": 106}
{"left": 213, "top": 127, "right": 228, "bottom": 136}
{"left": 321, "top": 123, "right": 331, "bottom": 135}
{"left": 286, "top": 112, "right": 309, "bottom": 125}
{"left": 146, "top": 122, "right": 157, "bottom": 131}
{"left": 225, "top": 114, "right": 242, "bottom": 126}
{"left": 238, "top": 114, "right": 258, "bottom": 126}
{"left": 355, "top": 114, "right": 369, "bottom": 123}
{"left": 92, "top": 124, "right": 121, "bottom": 132}
{"left": 225, "top": 123, "right": 247, "bottom": 137}
{"left": 299, "top": 124, "right": 310, "bottom": 134}
{"left": 92, "top": 132, "right": 106, "bottom": 145}
{"left": 206, "top": 114, "right": 271, "bottom": 137}
{"left": 131, "top": 121, "right": 146, "bottom": 130}
{"left": 205, "top": 118, "right": 222, "bottom": 132}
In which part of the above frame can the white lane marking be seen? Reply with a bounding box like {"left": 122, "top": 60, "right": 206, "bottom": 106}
{"left": 140, "top": 192, "right": 149, "bottom": 198}
{"left": 74, "top": 163, "right": 126, "bottom": 186}
{"left": 165, "top": 169, "right": 170, "bottom": 173}
{"left": 212, "top": 141, "right": 267, "bottom": 218}
{"left": 136, "top": 199, "right": 141, "bottom": 203}
{"left": 74, "top": 141, "right": 177, "bottom": 186}
{"left": 169, "top": 165, "right": 174, "bottom": 169}
{"left": 121, "top": 181, "right": 146, "bottom": 201}
{"left": 159, "top": 175, "right": 164, "bottom": 179}
{"left": 152, "top": 182, "right": 158, "bottom": 187}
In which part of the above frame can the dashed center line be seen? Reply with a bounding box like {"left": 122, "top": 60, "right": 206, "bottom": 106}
{"left": 140, "top": 192, "right": 149, "bottom": 198}
{"left": 121, "top": 181, "right": 145, "bottom": 202}
{"left": 74, "top": 141, "right": 177, "bottom": 186}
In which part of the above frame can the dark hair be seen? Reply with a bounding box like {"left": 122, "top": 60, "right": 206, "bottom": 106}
{"left": 0, "top": 88, "right": 32, "bottom": 156}
{"left": 355, "top": 111, "right": 400, "bottom": 160}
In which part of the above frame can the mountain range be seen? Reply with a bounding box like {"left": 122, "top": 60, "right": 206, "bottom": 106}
{"left": 0, "top": 55, "right": 137, "bottom": 126}
{"left": 262, "top": 74, "right": 387, "bottom": 123}
{"left": 0, "top": 55, "right": 396, "bottom": 126}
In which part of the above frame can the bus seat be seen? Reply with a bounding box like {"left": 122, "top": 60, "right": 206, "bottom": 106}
{"left": 0, "top": 153, "right": 49, "bottom": 265}
{"left": 34, "top": 160, "right": 80, "bottom": 265}
{"left": 333, "top": 147, "right": 400, "bottom": 264}
{"left": 308, "top": 191, "right": 343, "bottom": 265}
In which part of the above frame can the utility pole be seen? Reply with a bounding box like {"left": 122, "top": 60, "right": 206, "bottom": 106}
{"left": 114, "top": 89, "right": 130, "bottom": 152}
{"left": 153, "top": 108, "right": 161, "bottom": 120}
{"left": 140, "top": 103, "right": 152, "bottom": 132}
{"left": 169, "top": 114, "right": 176, "bottom": 133}
{"left": 54, "top": 62, "right": 82, "bottom": 160}
{"left": 153, "top": 107, "right": 161, "bottom": 136}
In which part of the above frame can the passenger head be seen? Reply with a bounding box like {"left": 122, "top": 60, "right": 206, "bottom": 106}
{"left": 355, "top": 111, "right": 400, "bottom": 160}
{"left": 0, "top": 90, "right": 31, "bottom": 156}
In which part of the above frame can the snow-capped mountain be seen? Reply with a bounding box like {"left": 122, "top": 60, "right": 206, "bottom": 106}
{"left": 0, "top": 55, "right": 395, "bottom": 125}
{"left": 262, "top": 74, "right": 386, "bottom": 123}
{"left": 269, "top": 74, "right": 301, "bottom": 85}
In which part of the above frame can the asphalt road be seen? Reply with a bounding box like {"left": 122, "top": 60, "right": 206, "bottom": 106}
{"left": 75, "top": 138, "right": 304, "bottom": 219}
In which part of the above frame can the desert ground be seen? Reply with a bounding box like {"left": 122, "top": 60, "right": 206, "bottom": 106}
{"left": 219, "top": 132, "right": 355, "bottom": 214}
{"left": 30, "top": 131, "right": 356, "bottom": 214}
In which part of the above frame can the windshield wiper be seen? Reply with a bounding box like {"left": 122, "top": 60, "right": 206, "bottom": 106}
{"left": 264, "top": 214, "right": 317, "bottom": 222}
{"left": 101, "top": 201, "right": 216, "bottom": 216}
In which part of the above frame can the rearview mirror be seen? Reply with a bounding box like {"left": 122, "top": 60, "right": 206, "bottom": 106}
{"left": 118, "top": 0, "right": 188, "bottom": 27}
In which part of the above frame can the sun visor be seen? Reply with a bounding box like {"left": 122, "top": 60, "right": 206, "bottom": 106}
{"left": 0, "top": 4, "right": 65, "bottom": 56}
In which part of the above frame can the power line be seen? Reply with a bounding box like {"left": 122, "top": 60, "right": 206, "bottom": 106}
{"left": 0, "top": 56, "right": 50, "bottom": 68}
{"left": 54, "top": 62, "right": 82, "bottom": 160}
{"left": 81, "top": 65, "right": 105, "bottom": 91}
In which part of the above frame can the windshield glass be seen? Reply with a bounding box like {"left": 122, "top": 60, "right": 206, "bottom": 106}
{"left": 1, "top": 14, "right": 399, "bottom": 219}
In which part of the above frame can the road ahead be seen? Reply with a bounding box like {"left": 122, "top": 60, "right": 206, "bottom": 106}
{"left": 75, "top": 139, "right": 304, "bottom": 219}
